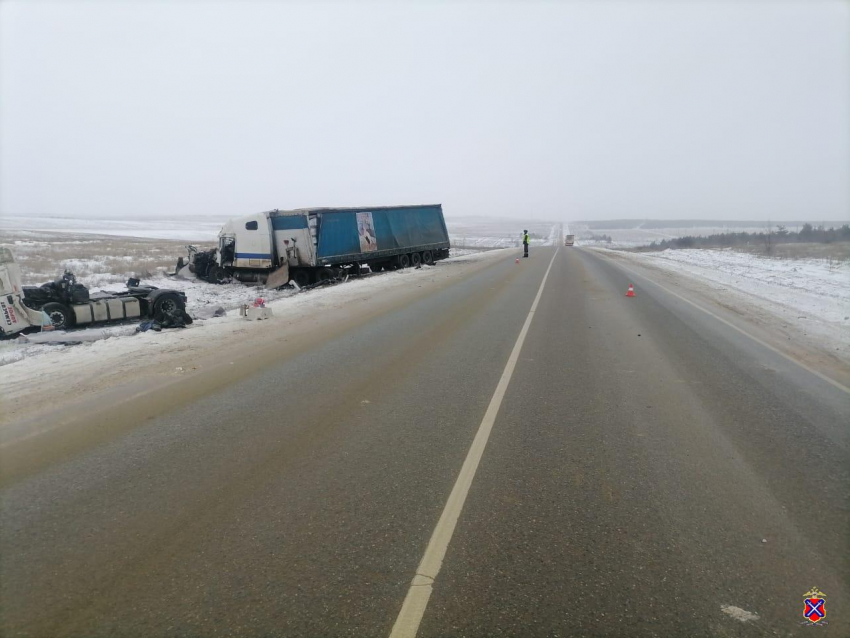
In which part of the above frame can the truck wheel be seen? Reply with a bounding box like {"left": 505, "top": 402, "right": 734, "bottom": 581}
{"left": 292, "top": 269, "right": 311, "bottom": 287}
{"left": 398, "top": 254, "right": 410, "bottom": 269}
{"left": 422, "top": 250, "right": 434, "bottom": 265}
{"left": 316, "top": 268, "right": 336, "bottom": 283}
{"left": 42, "top": 302, "right": 75, "bottom": 330}
{"left": 209, "top": 266, "right": 229, "bottom": 284}
{"left": 410, "top": 252, "right": 422, "bottom": 268}
{"left": 152, "top": 292, "right": 184, "bottom": 318}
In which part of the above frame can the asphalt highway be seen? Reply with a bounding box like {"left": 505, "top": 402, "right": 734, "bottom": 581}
{"left": 2, "top": 247, "right": 847, "bottom": 637}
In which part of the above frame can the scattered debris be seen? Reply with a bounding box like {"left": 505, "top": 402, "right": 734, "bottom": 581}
{"left": 720, "top": 605, "right": 759, "bottom": 623}
{"left": 180, "top": 245, "right": 231, "bottom": 284}
{"left": 240, "top": 299, "right": 273, "bottom": 321}
{"left": 191, "top": 305, "right": 227, "bottom": 320}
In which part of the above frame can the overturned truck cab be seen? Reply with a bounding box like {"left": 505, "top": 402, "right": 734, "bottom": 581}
{"left": 1, "top": 248, "right": 190, "bottom": 336}
{"left": 189, "top": 204, "right": 451, "bottom": 287}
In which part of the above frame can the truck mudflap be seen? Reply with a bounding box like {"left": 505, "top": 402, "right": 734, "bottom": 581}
{"left": 264, "top": 263, "right": 290, "bottom": 290}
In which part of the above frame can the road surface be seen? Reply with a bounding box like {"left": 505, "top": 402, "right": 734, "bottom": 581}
{"left": 2, "top": 247, "right": 847, "bottom": 637}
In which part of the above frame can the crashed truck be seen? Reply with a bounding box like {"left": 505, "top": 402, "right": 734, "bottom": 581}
{"left": 185, "top": 204, "right": 451, "bottom": 288}
{"left": 0, "top": 247, "right": 189, "bottom": 336}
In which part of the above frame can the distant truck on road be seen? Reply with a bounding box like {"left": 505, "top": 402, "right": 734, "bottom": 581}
{"left": 186, "top": 204, "right": 451, "bottom": 288}
{"left": 565, "top": 234, "right": 576, "bottom": 246}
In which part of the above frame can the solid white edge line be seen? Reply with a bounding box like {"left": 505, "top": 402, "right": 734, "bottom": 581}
{"left": 591, "top": 250, "right": 850, "bottom": 395}
{"left": 388, "top": 248, "right": 560, "bottom": 638}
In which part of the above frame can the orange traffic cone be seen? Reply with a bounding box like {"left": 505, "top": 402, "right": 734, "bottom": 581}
{"left": 626, "top": 284, "right": 635, "bottom": 297}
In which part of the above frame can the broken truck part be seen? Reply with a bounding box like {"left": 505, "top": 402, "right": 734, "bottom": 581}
{"left": 184, "top": 204, "right": 451, "bottom": 287}
{"left": 0, "top": 248, "right": 190, "bottom": 337}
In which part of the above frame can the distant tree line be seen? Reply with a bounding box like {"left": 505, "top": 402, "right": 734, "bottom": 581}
{"left": 577, "top": 219, "right": 848, "bottom": 231}
{"left": 636, "top": 224, "right": 850, "bottom": 252}
{"left": 583, "top": 232, "right": 612, "bottom": 243}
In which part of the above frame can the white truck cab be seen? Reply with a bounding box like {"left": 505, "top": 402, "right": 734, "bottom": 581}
{"left": 219, "top": 212, "right": 274, "bottom": 270}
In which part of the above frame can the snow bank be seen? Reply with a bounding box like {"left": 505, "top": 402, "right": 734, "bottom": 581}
{"left": 606, "top": 248, "right": 850, "bottom": 357}
{"left": 635, "top": 249, "right": 849, "bottom": 324}
{"left": 443, "top": 248, "right": 513, "bottom": 262}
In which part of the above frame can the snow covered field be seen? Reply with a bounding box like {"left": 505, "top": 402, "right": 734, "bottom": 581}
{"left": 575, "top": 226, "right": 769, "bottom": 249}
{"left": 447, "top": 216, "right": 559, "bottom": 249}
{"left": 0, "top": 214, "right": 227, "bottom": 241}
{"left": 3, "top": 212, "right": 560, "bottom": 248}
{"left": 636, "top": 249, "right": 849, "bottom": 322}
{"left": 570, "top": 220, "right": 846, "bottom": 249}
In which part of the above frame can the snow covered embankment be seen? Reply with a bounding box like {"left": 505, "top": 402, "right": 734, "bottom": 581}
{"left": 613, "top": 248, "right": 850, "bottom": 358}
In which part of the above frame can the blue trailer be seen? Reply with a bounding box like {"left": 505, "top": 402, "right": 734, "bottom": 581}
{"left": 194, "top": 205, "right": 451, "bottom": 287}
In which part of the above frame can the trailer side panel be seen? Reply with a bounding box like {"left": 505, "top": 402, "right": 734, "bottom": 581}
{"left": 316, "top": 205, "right": 449, "bottom": 264}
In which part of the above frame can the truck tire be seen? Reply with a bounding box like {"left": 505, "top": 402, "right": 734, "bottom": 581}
{"left": 422, "top": 250, "right": 434, "bottom": 265}
{"left": 292, "top": 269, "right": 311, "bottom": 287}
{"left": 42, "top": 302, "right": 75, "bottom": 330}
{"left": 410, "top": 252, "right": 422, "bottom": 268}
{"left": 152, "top": 292, "right": 185, "bottom": 319}
{"left": 370, "top": 263, "right": 382, "bottom": 273}
{"left": 316, "top": 268, "right": 336, "bottom": 283}
{"left": 398, "top": 254, "right": 410, "bottom": 269}
{"left": 208, "top": 265, "right": 229, "bottom": 284}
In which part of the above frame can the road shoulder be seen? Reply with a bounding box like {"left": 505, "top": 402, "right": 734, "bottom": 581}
{"left": 586, "top": 247, "right": 850, "bottom": 389}
{"left": 0, "top": 250, "right": 512, "bottom": 435}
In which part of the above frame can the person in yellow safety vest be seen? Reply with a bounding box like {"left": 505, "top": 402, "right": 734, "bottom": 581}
{"left": 522, "top": 230, "right": 530, "bottom": 258}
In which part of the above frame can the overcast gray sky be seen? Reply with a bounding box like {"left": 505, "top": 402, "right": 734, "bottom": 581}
{"left": 0, "top": 0, "right": 847, "bottom": 221}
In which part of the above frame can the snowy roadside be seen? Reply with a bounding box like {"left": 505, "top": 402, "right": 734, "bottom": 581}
{"left": 0, "top": 275, "right": 294, "bottom": 367}
{"left": 0, "top": 249, "right": 512, "bottom": 392}
{"left": 590, "top": 247, "right": 850, "bottom": 362}
{"left": 0, "top": 249, "right": 513, "bottom": 428}
{"left": 0, "top": 248, "right": 513, "bottom": 368}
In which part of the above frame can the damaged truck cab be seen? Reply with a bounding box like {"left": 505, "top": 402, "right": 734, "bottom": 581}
{"left": 0, "top": 248, "right": 48, "bottom": 334}
{"left": 0, "top": 248, "right": 190, "bottom": 337}
{"left": 219, "top": 212, "right": 274, "bottom": 272}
